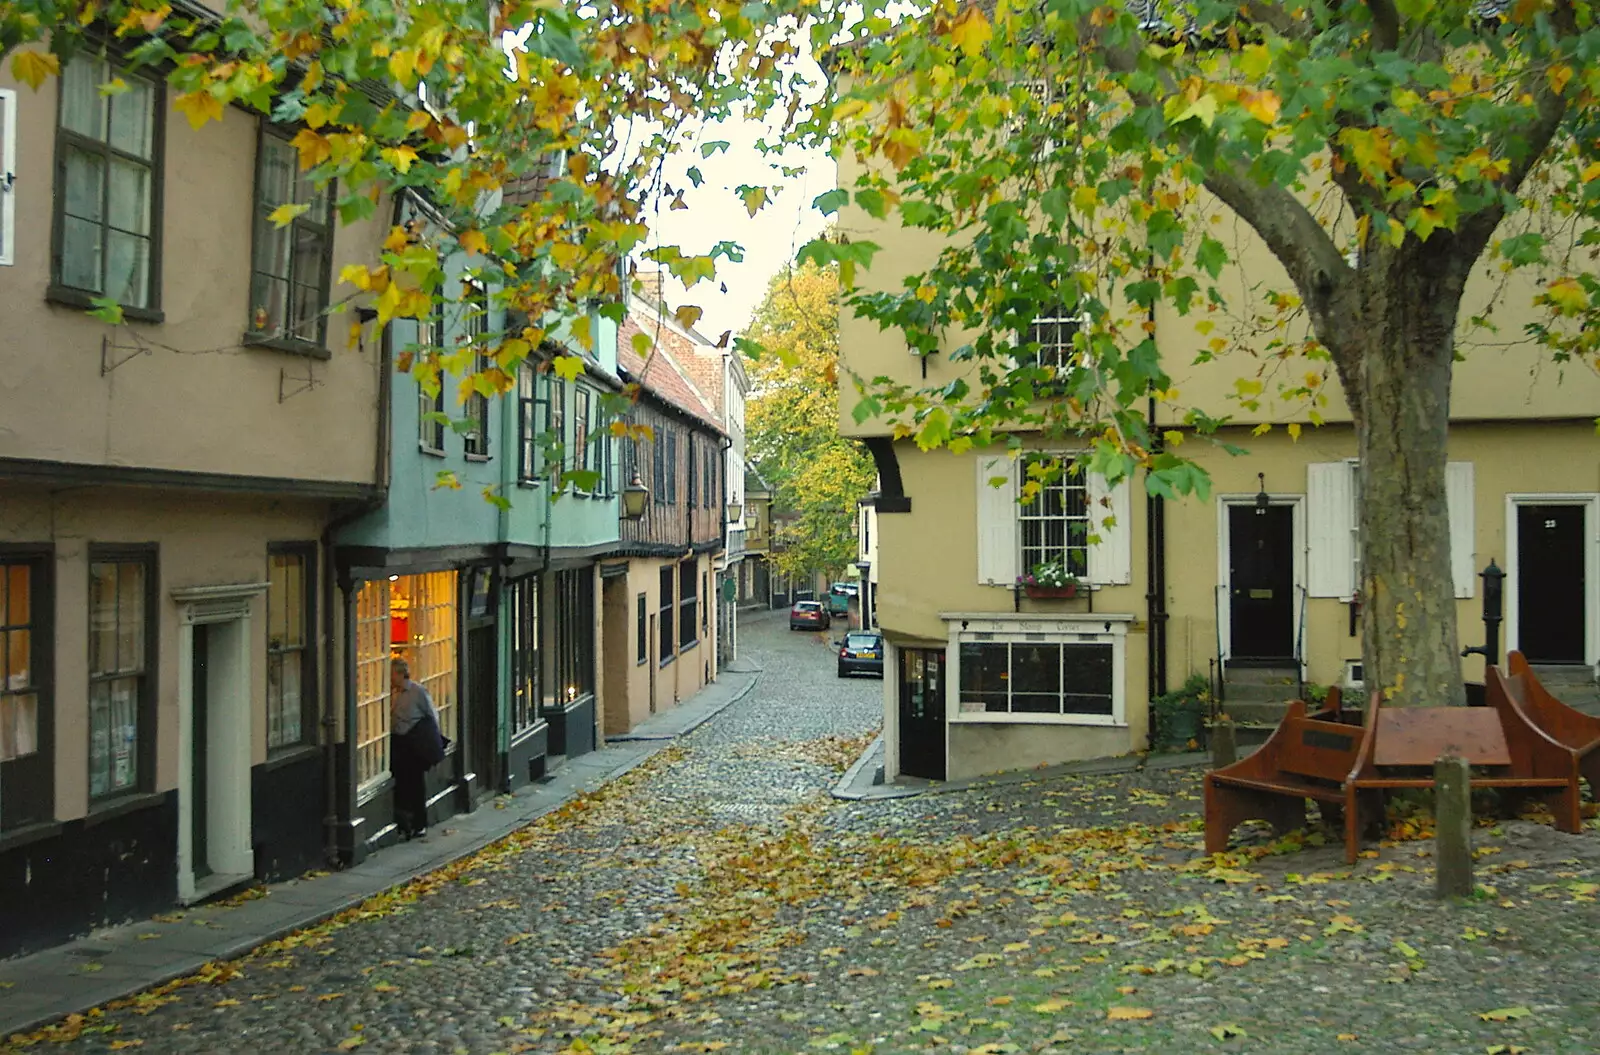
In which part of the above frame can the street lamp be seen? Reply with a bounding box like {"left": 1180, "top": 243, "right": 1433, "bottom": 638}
{"left": 1254, "top": 472, "right": 1270, "bottom": 515}
{"left": 726, "top": 495, "right": 743, "bottom": 522}
{"left": 621, "top": 473, "right": 650, "bottom": 520}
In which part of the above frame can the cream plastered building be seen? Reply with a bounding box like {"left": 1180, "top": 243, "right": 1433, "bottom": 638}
{"left": 839, "top": 174, "right": 1600, "bottom": 783}
{"left": 0, "top": 52, "right": 386, "bottom": 956}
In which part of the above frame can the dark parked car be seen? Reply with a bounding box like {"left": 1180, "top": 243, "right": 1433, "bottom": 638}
{"left": 837, "top": 630, "right": 884, "bottom": 678}
{"left": 789, "top": 600, "right": 830, "bottom": 631}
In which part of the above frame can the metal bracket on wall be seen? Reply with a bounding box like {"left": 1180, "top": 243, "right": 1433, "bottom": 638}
{"left": 279, "top": 362, "right": 321, "bottom": 403}
{"left": 100, "top": 335, "right": 150, "bottom": 376}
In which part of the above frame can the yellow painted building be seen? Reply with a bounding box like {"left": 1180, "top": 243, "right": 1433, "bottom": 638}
{"left": 840, "top": 187, "right": 1600, "bottom": 783}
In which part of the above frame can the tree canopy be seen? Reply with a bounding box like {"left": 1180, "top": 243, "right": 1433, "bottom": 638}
{"left": 744, "top": 260, "right": 877, "bottom": 581}
{"left": 807, "top": 0, "right": 1600, "bottom": 706}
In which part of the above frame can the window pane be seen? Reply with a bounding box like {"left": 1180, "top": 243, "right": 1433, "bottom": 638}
{"left": 252, "top": 272, "right": 289, "bottom": 334}
{"left": 105, "top": 230, "right": 150, "bottom": 309}
{"left": 89, "top": 682, "right": 110, "bottom": 797}
{"left": 108, "top": 79, "right": 154, "bottom": 158}
{"left": 959, "top": 642, "right": 1010, "bottom": 713}
{"left": 6, "top": 629, "right": 29, "bottom": 689}
{"left": 253, "top": 210, "right": 292, "bottom": 282}
{"left": 1010, "top": 644, "right": 1062, "bottom": 714}
{"left": 0, "top": 693, "right": 38, "bottom": 762}
{"left": 88, "top": 562, "right": 117, "bottom": 675}
{"left": 292, "top": 225, "right": 326, "bottom": 292}
{"left": 60, "top": 57, "right": 108, "bottom": 140}
{"left": 284, "top": 556, "right": 305, "bottom": 647}
{"left": 7, "top": 564, "right": 28, "bottom": 625}
{"left": 110, "top": 677, "right": 138, "bottom": 790}
{"left": 1061, "top": 645, "right": 1114, "bottom": 715}
{"left": 116, "top": 561, "right": 144, "bottom": 672}
{"left": 107, "top": 158, "right": 150, "bottom": 235}
{"left": 290, "top": 282, "right": 322, "bottom": 341}
{"left": 258, "top": 138, "right": 295, "bottom": 208}
{"left": 63, "top": 146, "right": 104, "bottom": 221}
{"left": 275, "top": 654, "right": 302, "bottom": 745}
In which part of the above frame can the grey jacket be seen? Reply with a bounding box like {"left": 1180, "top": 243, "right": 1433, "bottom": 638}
{"left": 391, "top": 679, "right": 439, "bottom": 737}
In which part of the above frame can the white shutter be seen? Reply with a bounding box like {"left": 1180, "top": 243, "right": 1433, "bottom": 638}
{"left": 975, "top": 454, "right": 1019, "bottom": 586}
{"left": 0, "top": 88, "right": 15, "bottom": 267}
{"left": 1447, "top": 461, "right": 1475, "bottom": 599}
{"left": 1307, "top": 462, "right": 1355, "bottom": 599}
{"left": 1085, "top": 473, "right": 1132, "bottom": 585}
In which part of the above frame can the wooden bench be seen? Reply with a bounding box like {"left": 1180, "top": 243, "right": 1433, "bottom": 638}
{"left": 1206, "top": 688, "right": 1583, "bottom": 864}
{"left": 1504, "top": 651, "right": 1600, "bottom": 796}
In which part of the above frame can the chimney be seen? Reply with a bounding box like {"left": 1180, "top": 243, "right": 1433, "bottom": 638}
{"left": 636, "top": 270, "right": 665, "bottom": 307}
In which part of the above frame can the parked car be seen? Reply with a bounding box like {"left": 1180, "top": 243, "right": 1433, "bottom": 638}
{"left": 827, "top": 582, "right": 856, "bottom": 616}
{"left": 838, "top": 630, "right": 884, "bottom": 678}
{"left": 789, "top": 600, "right": 830, "bottom": 631}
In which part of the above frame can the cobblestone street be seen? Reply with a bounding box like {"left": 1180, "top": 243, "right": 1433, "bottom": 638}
{"left": 10, "top": 612, "right": 1600, "bottom": 1055}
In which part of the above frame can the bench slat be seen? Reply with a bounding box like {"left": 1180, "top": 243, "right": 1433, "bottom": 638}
{"left": 1210, "top": 773, "right": 1346, "bottom": 802}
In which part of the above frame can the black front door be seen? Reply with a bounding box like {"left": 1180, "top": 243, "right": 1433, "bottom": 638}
{"left": 898, "top": 648, "right": 946, "bottom": 781}
{"left": 1518, "top": 504, "right": 1587, "bottom": 663}
{"left": 466, "top": 623, "right": 499, "bottom": 795}
{"left": 192, "top": 625, "right": 210, "bottom": 881}
{"left": 1229, "top": 504, "right": 1295, "bottom": 661}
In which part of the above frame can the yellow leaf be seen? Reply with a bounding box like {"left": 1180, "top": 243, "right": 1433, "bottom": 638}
{"left": 1287, "top": 422, "right": 1302, "bottom": 442}
{"left": 1251, "top": 422, "right": 1271, "bottom": 437}
{"left": 1241, "top": 89, "right": 1280, "bottom": 125}
{"left": 10, "top": 50, "right": 60, "bottom": 91}
{"left": 340, "top": 264, "right": 372, "bottom": 291}
{"left": 569, "top": 314, "right": 593, "bottom": 352}
{"left": 740, "top": 185, "right": 768, "bottom": 217}
{"left": 389, "top": 49, "right": 417, "bottom": 86}
{"left": 1548, "top": 63, "right": 1574, "bottom": 95}
{"left": 1163, "top": 430, "right": 1184, "bottom": 447}
{"left": 317, "top": 992, "right": 344, "bottom": 1002}
{"left": 303, "top": 101, "right": 336, "bottom": 129}
{"left": 173, "top": 90, "right": 224, "bottom": 130}
{"left": 987, "top": 994, "right": 1013, "bottom": 1005}
{"left": 1545, "top": 276, "right": 1587, "bottom": 314}
{"left": 337, "top": 1038, "right": 365, "bottom": 1051}
{"left": 846, "top": 966, "right": 880, "bottom": 977}
{"left": 674, "top": 305, "right": 704, "bottom": 330}
{"left": 1031, "top": 999, "right": 1070, "bottom": 1013}
{"left": 383, "top": 226, "right": 410, "bottom": 253}
{"left": 406, "top": 110, "right": 432, "bottom": 134}
{"left": 458, "top": 230, "right": 489, "bottom": 256}
{"left": 382, "top": 145, "right": 419, "bottom": 173}
{"left": 1210, "top": 1024, "right": 1248, "bottom": 1040}
{"left": 1107, "top": 1006, "right": 1155, "bottom": 1021}
{"left": 214, "top": 998, "right": 240, "bottom": 1008}
{"left": 948, "top": 5, "right": 992, "bottom": 57}
{"left": 552, "top": 355, "right": 585, "bottom": 382}
{"left": 290, "top": 128, "right": 333, "bottom": 169}
{"left": 267, "top": 203, "right": 310, "bottom": 228}
{"left": 109, "top": 1042, "right": 145, "bottom": 1051}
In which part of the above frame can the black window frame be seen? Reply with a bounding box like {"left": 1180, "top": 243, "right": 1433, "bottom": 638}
{"left": 246, "top": 123, "right": 336, "bottom": 357}
{"left": 509, "top": 574, "right": 541, "bottom": 736}
{"left": 86, "top": 544, "right": 158, "bottom": 805}
{"left": 635, "top": 592, "right": 647, "bottom": 665}
{"left": 957, "top": 640, "right": 1114, "bottom": 717}
{"left": 701, "top": 570, "right": 709, "bottom": 636}
{"left": 1, "top": 547, "right": 54, "bottom": 834}
{"left": 544, "top": 567, "right": 594, "bottom": 711}
{"left": 49, "top": 53, "right": 165, "bottom": 322}
{"left": 665, "top": 428, "right": 678, "bottom": 505}
{"left": 266, "top": 543, "right": 317, "bottom": 753}
{"left": 652, "top": 424, "right": 668, "bottom": 505}
{"left": 546, "top": 374, "right": 567, "bottom": 487}
{"left": 678, "top": 559, "right": 698, "bottom": 649}
{"left": 658, "top": 566, "right": 675, "bottom": 663}
{"left": 516, "top": 361, "right": 539, "bottom": 482}
{"left": 462, "top": 279, "right": 491, "bottom": 459}
{"left": 687, "top": 434, "right": 698, "bottom": 509}
{"left": 419, "top": 302, "right": 447, "bottom": 455}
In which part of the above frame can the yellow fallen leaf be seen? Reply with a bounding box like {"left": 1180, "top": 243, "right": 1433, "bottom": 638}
{"left": 1031, "top": 999, "right": 1070, "bottom": 1014}
{"left": 109, "top": 1042, "right": 145, "bottom": 1051}
{"left": 318, "top": 992, "right": 345, "bottom": 1002}
{"left": 926, "top": 978, "right": 953, "bottom": 989}
{"left": 337, "top": 1038, "right": 365, "bottom": 1052}
{"left": 1210, "top": 1024, "right": 1248, "bottom": 1040}
{"left": 1478, "top": 1007, "right": 1531, "bottom": 1022}
{"left": 214, "top": 998, "right": 240, "bottom": 1008}
{"left": 1107, "top": 1006, "right": 1155, "bottom": 1021}
{"left": 987, "top": 995, "right": 1013, "bottom": 1006}
{"left": 845, "top": 966, "right": 879, "bottom": 977}
{"left": 1337, "top": 1034, "right": 1358, "bottom": 1042}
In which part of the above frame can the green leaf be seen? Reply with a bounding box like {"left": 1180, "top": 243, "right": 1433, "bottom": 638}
{"left": 88, "top": 297, "right": 125, "bottom": 325}
{"left": 812, "top": 188, "right": 849, "bottom": 214}
{"left": 700, "top": 140, "right": 732, "bottom": 157}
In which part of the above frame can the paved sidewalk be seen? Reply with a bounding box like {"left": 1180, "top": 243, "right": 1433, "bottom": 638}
{"left": 0, "top": 665, "right": 761, "bottom": 1041}
{"left": 831, "top": 735, "right": 1222, "bottom": 801}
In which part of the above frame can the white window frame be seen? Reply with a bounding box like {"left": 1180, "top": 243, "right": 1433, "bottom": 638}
{"left": 1024, "top": 307, "right": 1090, "bottom": 372}
{"left": 1019, "top": 453, "right": 1091, "bottom": 579}
{"left": 0, "top": 87, "right": 15, "bottom": 267}
{"left": 943, "top": 613, "right": 1131, "bottom": 727}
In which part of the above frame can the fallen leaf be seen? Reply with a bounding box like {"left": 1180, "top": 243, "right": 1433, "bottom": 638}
{"left": 1478, "top": 1007, "right": 1531, "bottom": 1022}
{"left": 214, "top": 998, "right": 240, "bottom": 1008}
{"left": 109, "top": 1042, "right": 145, "bottom": 1051}
{"left": 1031, "top": 999, "right": 1070, "bottom": 1014}
{"left": 1210, "top": 1024, "right": 1248, "bottom": 1040}
{"left": 845, "top": 966, "right": 879, "bottom": 977}
{"left": 1107, "top": 1007, "right": 1154, "bottom": 1021}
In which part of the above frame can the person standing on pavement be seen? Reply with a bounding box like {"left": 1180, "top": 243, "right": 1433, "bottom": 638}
{"left": 390, "top": 658, "right": 444, "bottom": 839}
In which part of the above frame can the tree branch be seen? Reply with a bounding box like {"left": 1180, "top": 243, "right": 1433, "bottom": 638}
{"left": 1366, "top": 0, "right": 1401, "bottom": 53}
{"left": 1455, "top": 0, "right": 1579, "bottom": 266}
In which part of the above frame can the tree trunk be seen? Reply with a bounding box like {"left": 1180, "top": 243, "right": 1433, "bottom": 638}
{"left": 1353, "top": 252, "right": 1467, "bottom": 708}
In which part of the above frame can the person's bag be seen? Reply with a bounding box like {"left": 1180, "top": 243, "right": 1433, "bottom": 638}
{"left": 407, "top": 710, "right": 448, "bottom": 768}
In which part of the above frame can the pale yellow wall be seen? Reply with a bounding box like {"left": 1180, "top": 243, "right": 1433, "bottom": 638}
{"left": 876, "top": 440, "right": 1151, "bottom": 760}
{"left": 2, "top": 483, "right": 331, "bottom": 822}
{"left": 0, "top": 69, "right": 383, "bottom": 483}
{"left": 606, "top": 554, "right": 715, "bottom": 732}
{"left": 1159, "top": 421, "right": 1600, "bottom": 690}
{"left": 834, "top": 156, "right": 1600, "bottom": 436}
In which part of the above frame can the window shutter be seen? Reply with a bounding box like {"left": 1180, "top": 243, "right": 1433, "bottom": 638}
{"left": 0, "top": 88, "right": 15, "bottom": 267}
{"left": 1446, "top": 461, "right": 1475, "bottom": 599}
{"left": 975, "top": 454, "right": 1018, "bottom": 586}
{"left": 1307, "top": 462, "right": 1355, "bottom": 599}
{"left": 1085, "top": 473, "right": 1132, "bottom": 585}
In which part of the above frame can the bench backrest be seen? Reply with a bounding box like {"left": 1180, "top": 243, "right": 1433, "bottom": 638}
{"left": 1277, "top": 716, "right": 1364, "bottom": 782}
{"left": 1372, "top": 707, "right": 1511, "bottom": 767}
{"left": 1506, "top": 651, "right": 1600, "bottom": 749}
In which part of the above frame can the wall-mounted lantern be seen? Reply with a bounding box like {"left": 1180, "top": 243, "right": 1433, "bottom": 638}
{"left": 726, "top": 496, "right": 743, "bottom": 523}
{"left": 621, "top": 473, "right": 650, "bottom": 520}
{"left": 1254, "top": 472, "right": 1270, "bottom": 515}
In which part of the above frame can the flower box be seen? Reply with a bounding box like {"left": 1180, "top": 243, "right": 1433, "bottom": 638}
{"left": 1024, "top": 583, "right": 1079, "bottom": 600}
